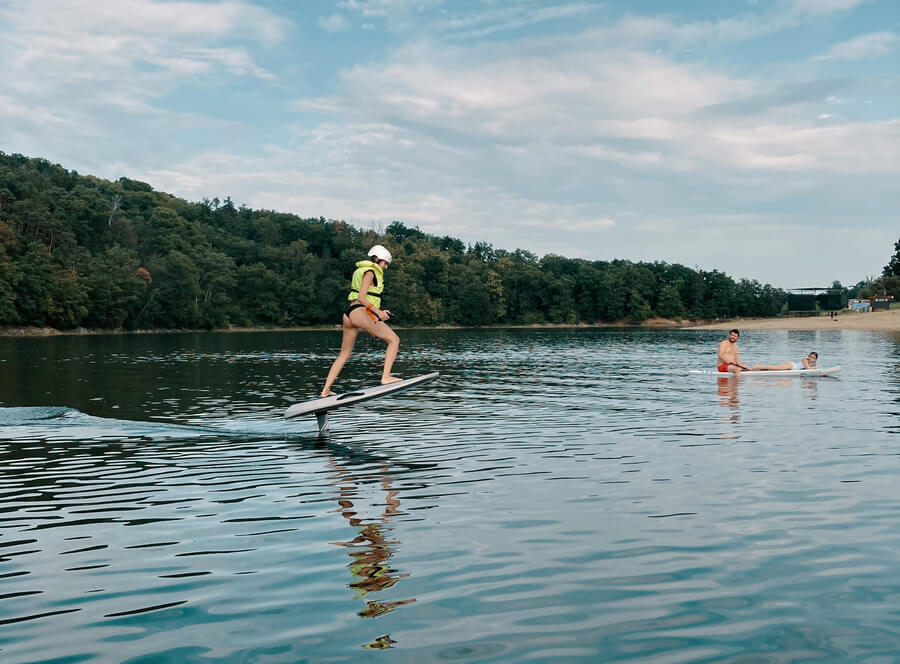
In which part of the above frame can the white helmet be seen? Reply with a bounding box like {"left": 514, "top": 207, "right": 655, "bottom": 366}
{"left": 368, "top": 244, "right": 392, "bottom": 264}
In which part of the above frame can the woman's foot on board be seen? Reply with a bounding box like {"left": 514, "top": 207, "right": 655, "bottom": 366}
{"left": 381, "top": 376, "right": 403, "bottom": 385}
{"left": 320, "top": 390, "right": 336, "bottom": 397}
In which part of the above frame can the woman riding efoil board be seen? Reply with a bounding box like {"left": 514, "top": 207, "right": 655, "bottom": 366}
{"left": 320, "top": 245, "right": 403, "bottom": 397}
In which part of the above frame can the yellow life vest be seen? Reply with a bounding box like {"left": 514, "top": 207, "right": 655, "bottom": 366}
{"left": 348, "top": 260, "right": 384, "bottom": 307}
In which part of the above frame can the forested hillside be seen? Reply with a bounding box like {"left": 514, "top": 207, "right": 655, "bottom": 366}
{"left": 0, "top": 152, "right": 787, "bottom": 330}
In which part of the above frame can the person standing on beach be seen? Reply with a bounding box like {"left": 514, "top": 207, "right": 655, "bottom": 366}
{"left": 320, "top": 245, "right": 403, "bottom": 397}
{"left": 717, "top": 329, "right": 750, "bottom": 375}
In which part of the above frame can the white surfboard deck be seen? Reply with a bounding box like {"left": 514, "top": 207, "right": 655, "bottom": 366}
{"left": 285, "top": 372, "right": 440, "bottom": 421}
{"left": 690, "top": 366, "right": 841, "bottom": 377}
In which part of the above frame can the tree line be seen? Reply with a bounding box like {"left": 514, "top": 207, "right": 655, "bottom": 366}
{"left": 865, "top": 238, "right": 900, "bottom": 300}
{"left": 0, "top": 152, "right": 798, "bottom": 330}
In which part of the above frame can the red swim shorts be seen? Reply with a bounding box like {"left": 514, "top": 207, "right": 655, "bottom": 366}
{"left": 717, "top": 364, "right": 729, "bottom": 372}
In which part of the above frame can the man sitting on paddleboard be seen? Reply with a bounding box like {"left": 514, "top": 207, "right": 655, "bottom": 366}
{"left": 751, "top": 352, "right": 818, "bottom": 372}
{"left": 717, "top": 329, "right": 751, "bottom": 375}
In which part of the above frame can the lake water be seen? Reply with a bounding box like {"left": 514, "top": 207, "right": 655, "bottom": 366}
{"left": 1, "top": 327, "right": 899, "bottom": 663}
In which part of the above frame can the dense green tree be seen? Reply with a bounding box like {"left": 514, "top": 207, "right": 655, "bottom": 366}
{"left": 628, "top": 289, "right": 652, "bottom": 324}
{"left": 138, "top": 207, "right": 188, "bottom": 258}
{"left": 235, "top": 263, "right": 285, "bottom": 325}
{"left": 150, "top": 250, "right": 202, "bottom": 328}
{"left": 860, "top": 275, "right": 900, "bottom": 301}
{"left": 0, "top": 150, "right": 808, "bottom": 330}
{"left": 596, "top": 267, "right": 626, "bottom": 322}
{"left": 46, "top": 265, "right": 89, "bottom": 329}
{"left": 0, "top": 221, "right": 21, "bottom": 322}
{"left": 495, "top": 250, "right": 541, "bottom": 323}
{"left": 15, "top": 241, "right": 57, "bottom": 326}
{"left": 884, "top": 238, "right": 900, "bottom": 277}
{"left": 14, "top": 241, "right": 88, "bottom": 328}
{"left": 657, "top": 283, "right": 686, "bottom": 319}
{"left": 385, "top": 259, "right": 442, "bottom": 325}
{"left": 83, "top": 247, "right": 148, "bottom": 329}
{"left": 0, "top": 249, "right": 21, "bottom": 325}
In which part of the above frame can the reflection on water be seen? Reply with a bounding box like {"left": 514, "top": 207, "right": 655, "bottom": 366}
{"left": 801, "top": 377, "right": 820, "bottom": 399}
{"left": 0, "top": 328, "right": 899, "bottom": 662}
{"left": 716, "top": 376, "right": 741, "bottom": 438}
{"left": 328, "top": 458, "right": 415, "bottom": 648}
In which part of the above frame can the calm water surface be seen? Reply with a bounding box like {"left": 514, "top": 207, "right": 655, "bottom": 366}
{"left": 1, "top": 328, "right": 899, "bottom": 663}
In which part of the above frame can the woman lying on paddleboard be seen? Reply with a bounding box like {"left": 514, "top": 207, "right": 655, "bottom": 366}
{"left": 751, "top": 351, "right": 818, "bottom": 372}
{"left": 320, "top": 245, "right": 403, "bottom": 397}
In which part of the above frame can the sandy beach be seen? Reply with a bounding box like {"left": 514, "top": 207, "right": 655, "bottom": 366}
{"left": 684, "top": 308, "right": 900, "bottom": 332}
{"left": 1, "top": 309, "right": 899, "bottom": 337}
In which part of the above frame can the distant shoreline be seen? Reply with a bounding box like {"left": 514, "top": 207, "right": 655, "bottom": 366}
{"left": 682, "top": 308, "right": 900, "bottom": 332}
{"left": 0, "top": 321, "right": 675, "bottom": 337}
{"left": 1, "top": 310, "right": 898, "bottom": 338}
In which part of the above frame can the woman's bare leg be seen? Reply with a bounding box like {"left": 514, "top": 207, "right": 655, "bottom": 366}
{"left": 321, "top": 316, "right": 359, "bottom": 396}
{"left": 750, "top": 362, "right": 793, "bottom": 371}
{"left": 347, "top": 309, "right": 402, "bottom": 384}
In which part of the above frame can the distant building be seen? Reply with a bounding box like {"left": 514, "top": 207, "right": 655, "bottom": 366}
{"left": 787, "top": 287, "right": 842, "bottom": 313}
{"left": 846, "top": 296, "right": 893, "bottom": 312}
{"left": 872, "top": 296, "right": 894, "bottom": 311}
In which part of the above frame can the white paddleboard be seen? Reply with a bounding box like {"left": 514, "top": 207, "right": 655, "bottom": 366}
{"left": 285, "top": 372, "right": 440, "bottom": 420}
{"left": 690, "top": 366, "right": 841, "bottom": 377}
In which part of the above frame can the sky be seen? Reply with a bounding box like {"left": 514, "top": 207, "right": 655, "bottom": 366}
{"left": 0, "top": 0, "right": 897, "bottom": 289}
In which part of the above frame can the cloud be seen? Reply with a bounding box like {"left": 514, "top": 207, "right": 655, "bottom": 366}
{"left": 697, "top": 79, "right": 857, "bottom": 118}
{"left": 2, "top": 0, "right": 288, "bottom": 42}
{"left": 338, "top": 0, "right": 442, "bottom": 18}
{"left": 786, "top": 0, "right": 865, "bottom": 17}
{"left": 158, "top": 5, "right": 895, "bottom": 276}
{"left": 336, "top": 0, "right": 598, "bottom": 37}
{"left": 520, "top": 217, "right": 615, "bottom": 232}
{"left": 337, "top": 0, "right": 443, "bottom": 30}
{"left": 706, "top": 120, "right": 900, "bottom": 172}
{"left": 432, "top": 3, "right": 599, "bottom": 40}
{"left": 814, "top": 31, "right": 900, "bottom": 61}
{"left": 1, "top": 0, "right": 285, "bottom": 84}
{"left": 1, "top": 0, "right": 895, "bottom": 288}
{"left": 0, "top": 0, "right": 290, "bottom": 184}
{"left": 588, "top": 0, "right": 868, "bottom": 51}
{"left": 318, "top": 13, "right": 351, "bottom": 33}
{"left": 0, "top": 1, "right": 285, "bottom": 143}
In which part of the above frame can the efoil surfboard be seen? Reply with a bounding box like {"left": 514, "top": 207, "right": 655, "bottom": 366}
{"left": 690, "top": 366, "right": 840, "bottom": 377}
{"left": 285, "top": 372, "right": 440, "bottom": 421}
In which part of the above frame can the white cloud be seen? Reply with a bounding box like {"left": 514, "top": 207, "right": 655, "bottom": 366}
{"left": 3, "top": 0, "right": 288, "bottom": 42}
{"left": 814, "top": 31, "right": 900, "bottom": 61}
{"left": 1, "top": 0, "right": 284, "bottom": 85}
{"left": 588, "top": 0, "right": 869, "bottom": 51}
{"left": 704, "top": 120, "right": 900, "bottom": 173}
{"left": 433, "top": 3, "right": 598, "bottom": 40}
{"left": 0, "top": 95, "right": 73, "bottom": 127}
{"left": 318, "top": 13, "right": 351, "bottom": 33}
{"left": 0, "top": 0, "right": 289, "bottom": 184}
{"left": 338, "top": 0, "right": 442, "bottom": 19}
{"left": 140, "top": 7, "right": 896, "bottom": 282}
{"left": 786, "top": 0, "right": 865, "bottom": 17}
{"left": 0, "top": 0, "right": 285, "bottom": 157}
{"left": 1, "top": 0, "right": 895, "bottom": 288}
{"left": 520, "top": 217, "right": 615, "bottom": 232}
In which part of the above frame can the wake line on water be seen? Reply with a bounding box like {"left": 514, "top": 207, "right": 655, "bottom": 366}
{"left": 0, "top": 406, "right": 315, "bottom": 444}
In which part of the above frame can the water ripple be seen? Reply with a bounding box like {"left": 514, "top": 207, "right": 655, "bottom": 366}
{"left": 0, "top": 329, "right": 898, "bottom": 661}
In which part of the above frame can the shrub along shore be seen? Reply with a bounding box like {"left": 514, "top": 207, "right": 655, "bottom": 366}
{"left": 1, "top": 152, "right": 788, "bottom": 332}
{"left": 3, "top": 309, "right": 898, "bottom": 338}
